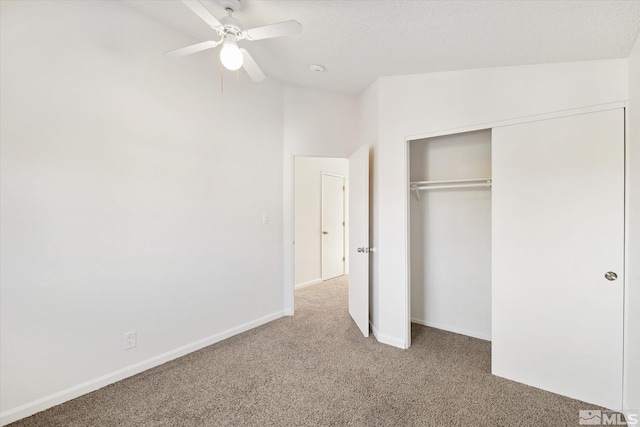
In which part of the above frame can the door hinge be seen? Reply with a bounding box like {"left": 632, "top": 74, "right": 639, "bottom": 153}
{"left": 342, "top": 221, "right": 345, "bottom": 226}
{"left": 343, "top": 186, "right": 345, "bottom": 191}
{"left": 343, "top": 256, "right": 345, "bottom": 262}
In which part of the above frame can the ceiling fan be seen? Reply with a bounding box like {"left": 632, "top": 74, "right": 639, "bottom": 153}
{"left": 165, "top": 0, "right": 302, "bottom": 82}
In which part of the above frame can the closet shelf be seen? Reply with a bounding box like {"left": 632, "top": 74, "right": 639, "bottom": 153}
{"left": 410, "top": 178, "right": 492, "bottom": 203}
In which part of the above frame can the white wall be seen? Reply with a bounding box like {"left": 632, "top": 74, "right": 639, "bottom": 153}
{"left": 374, "top": 60, "right": 628, "bottom": 348}
{"left": 284, "top": 85, "right": 360, "bottom": 156}
{"left": 0, "top": 1, "right": 284, "bottom": 423}
{"left": 283, "top": 85, "right": 360, "bottom": 313}
{"left": 409, "top": 130, "right": 492, "bottom": 340}
{"left": 294, "top": 157, "right": 348, "bottom": 287}
{"left": 625, "top": 35, "right": 640, "bottom": 414}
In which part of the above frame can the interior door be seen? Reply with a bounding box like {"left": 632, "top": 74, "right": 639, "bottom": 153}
{"left": 348, "top": 144, "right": 370, "bottom": 337}
{"left": 322, "top": 173, "right": 345, "bottom": 280}
{"left": 491, "top": 108, "right": 624, "bottom": 409}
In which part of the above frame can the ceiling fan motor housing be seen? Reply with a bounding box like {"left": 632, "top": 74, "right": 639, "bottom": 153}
{"left": 220, "top": 15, "right": 242, "bottom": 36}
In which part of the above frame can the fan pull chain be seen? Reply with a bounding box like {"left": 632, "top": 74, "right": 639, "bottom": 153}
{"left": 219, "top": 65, "right": 241, "bottom": 94}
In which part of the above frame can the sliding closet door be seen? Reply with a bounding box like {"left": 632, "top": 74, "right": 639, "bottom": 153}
{"left": 492, "top": 108, "right": 624, "bottom": 409}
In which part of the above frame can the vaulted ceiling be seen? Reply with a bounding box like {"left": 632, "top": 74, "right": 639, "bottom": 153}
{"left": 126, "top": 0, "right": 640, "bottom": 95}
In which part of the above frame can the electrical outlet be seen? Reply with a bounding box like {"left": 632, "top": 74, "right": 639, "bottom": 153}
{"left": 124, "top": 331, "right": 136, "bottom": 350}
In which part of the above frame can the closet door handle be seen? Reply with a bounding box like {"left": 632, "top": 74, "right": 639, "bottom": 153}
{"left": 605, "top": 271, "right": 618, "bottom": 281}
{"left": 322, "top": 231, "right": 329, "bottom": 235}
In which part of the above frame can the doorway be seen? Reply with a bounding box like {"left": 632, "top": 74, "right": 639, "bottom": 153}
{"left": 289, "top": 147, "right": 371, "bottom": 339}
{"left": 294, "top": 156, "right": 349, "bottom": 289}
{"left": 409, "top": 129, "right": 492, "bottom": 341}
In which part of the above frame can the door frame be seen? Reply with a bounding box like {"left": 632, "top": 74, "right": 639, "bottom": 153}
{"left": 321, "top": 172, "right": 345, "bottom": 281}
{"left": 285, "top": 152, "right": 349, "bottom": 316}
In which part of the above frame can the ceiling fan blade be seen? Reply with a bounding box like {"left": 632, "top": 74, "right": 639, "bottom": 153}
{"left": 242, "top": 20, "right": 302, "bottom": 41}
{"left": 164, "top": 40, "right": 220, "bottom": 58}
{"left": 182, "top": 0, "right": 224, "bottom": 31}
{"left": 240, "top": 49, "right": 266, "bottom": 82}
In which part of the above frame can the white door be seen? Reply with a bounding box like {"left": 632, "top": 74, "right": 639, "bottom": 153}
{"left": 492, "top": 108, "right": 624, "bottom": 409}
{"left": 322, "top": 173, "right": 345, "bottom": 280}
{"left": 348, "top": 145, "right": 370, "bottom": 337}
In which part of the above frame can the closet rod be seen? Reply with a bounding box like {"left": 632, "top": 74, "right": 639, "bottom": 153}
{"left": 411, "top": 179, "right": 492, "bottom": 204}
{"left": 413, "top": 183, "right": 491, "bottom": 191}
{"left": 410, "top": 178, "right": 491, "bottom": 186}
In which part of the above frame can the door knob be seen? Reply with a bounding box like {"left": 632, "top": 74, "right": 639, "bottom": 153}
{"left": 357, "top": 247, "right": 364, "bottom": 253}
{"left": 605, "top": 271, "right": 618, "bottom": 281}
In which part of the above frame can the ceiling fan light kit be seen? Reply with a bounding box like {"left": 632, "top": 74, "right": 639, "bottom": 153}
{"left": 219, "top": 34, "right": 243, "bottom": 70}
{"left": 165, "top": 0, "right": 302, "bottom": 83}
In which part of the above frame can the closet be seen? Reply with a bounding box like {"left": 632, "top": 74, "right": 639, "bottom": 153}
{"left": 408, "top": 107, "right": 625, "bottom": 410}
{"left": 409, "top": 129, "right": 492, "bottom": 340}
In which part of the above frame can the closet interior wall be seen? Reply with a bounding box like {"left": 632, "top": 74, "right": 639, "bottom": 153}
{"left": 409, "top": 129, "right": 492, "bottom": 340}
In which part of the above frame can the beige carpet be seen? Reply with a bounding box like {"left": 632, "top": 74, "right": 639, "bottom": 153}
{"left": 10, "top": 276, "right": 607, "bottom": 426}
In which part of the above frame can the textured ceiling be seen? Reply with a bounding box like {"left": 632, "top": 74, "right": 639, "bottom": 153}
{"left": 125, "top": 0, "right": 640, "bottom": 95}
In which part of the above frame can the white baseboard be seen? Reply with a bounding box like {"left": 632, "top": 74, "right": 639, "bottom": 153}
{"left": 0, "top": 310, "right": 285, "bottom": 426}
{"left": 411, "top": 318, "right": 491, "bottom": 342}
{"left": 369, "top": 321, "right": 407, "bottom": 349}
{"left": 294, "top": 278, "right": 322, "bottom": 289}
